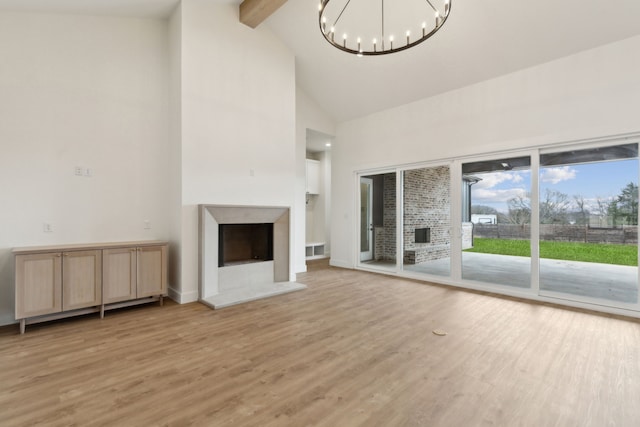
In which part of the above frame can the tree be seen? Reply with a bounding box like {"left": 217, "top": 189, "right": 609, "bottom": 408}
{"left": 505, "top": 189, "right": 572, "bottom": 225}
{"left": 595, "top": 197, "right": 612, "bottom": 227}
{"left": 573, "top": 194, "right": 590, "bottom": 225}
{"left": 539, "top": 189, "right": 571, "bottom": 224}
{"left": 506, "top": 193, "right": 531, "bottom": 225}
{"left": 609, "top": 182, "right": 638, "bottom": 226}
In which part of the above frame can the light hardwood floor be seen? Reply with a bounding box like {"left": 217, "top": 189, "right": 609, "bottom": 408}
{"left": 1, "top": 260, "right": 640, "bottom": 426}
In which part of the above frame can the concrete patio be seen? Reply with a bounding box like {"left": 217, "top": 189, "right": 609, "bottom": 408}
{"left": 371, "top": 252, "right": 638, "bottom": 304}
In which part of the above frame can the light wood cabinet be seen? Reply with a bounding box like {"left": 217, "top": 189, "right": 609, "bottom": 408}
{"left": 15, "top": 252, "right": 62, "bottom": 319}
{"left": 62, "top": 250, "right": 102, "bottom": 311}
{"left": 14, "top": 241, "right": 168, "bottom": 333}
{"left": 137, "top": 245, "right": 167, "bottom": 298}
{"left": 103, "top": 244, "right": 167, "bottom": 302}
{"left": 102, "top": 247, "right": 137, "bottom": 304}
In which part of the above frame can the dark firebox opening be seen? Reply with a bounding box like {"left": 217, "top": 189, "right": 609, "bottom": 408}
{"left": 218, "top": 223, "right": 274, "bottom": 267}
{"left": 415, "top": 227, "right": 431, "bottom": 244}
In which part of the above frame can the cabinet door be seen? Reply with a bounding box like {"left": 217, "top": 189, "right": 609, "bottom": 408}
{"left": 137, "top": 245, "right": 167, "bottom": 298}
{"left": 15, "top": 253, "right": 62, "bottom": 319}
{"left": 306, "top": 159, "right": 320, "bottom": 194}
{"left": 103, "top": 247, "right": 137, "bottom": 303}
{"left": 62, "top": 250, "right": 102, "bottom": 311}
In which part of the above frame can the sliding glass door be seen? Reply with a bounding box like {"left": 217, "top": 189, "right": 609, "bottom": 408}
{"left": 460, "top": 156, "right": 532, "bottom": 288}
{"left": 402, "top": 165, "right": 451, "bottom": 278}
{"left": 539, "top": 144, "right": 639, "bottom": 304}
{"left": 355, "top": 139, "right": 640, "bottom": 313}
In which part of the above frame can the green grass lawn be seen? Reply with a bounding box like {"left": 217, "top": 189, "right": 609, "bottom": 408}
{"left": 465, "top": 238, "right": 638, "bottom": 266}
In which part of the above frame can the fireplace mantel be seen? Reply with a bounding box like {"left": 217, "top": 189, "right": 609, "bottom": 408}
{"left": 198, "top": 204, "right": 306, "bottom": 308}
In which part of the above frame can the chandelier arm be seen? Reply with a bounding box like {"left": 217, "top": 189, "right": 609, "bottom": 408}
{"left": 332, "top": 0, "right": 353, "bottom": 27}
{"left": 424, "top": 0, "right": 438, "bottom": 14}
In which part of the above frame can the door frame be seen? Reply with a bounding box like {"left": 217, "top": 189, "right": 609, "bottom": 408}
{"left": 359, "top": 177, "right": 374, "bottom": 262}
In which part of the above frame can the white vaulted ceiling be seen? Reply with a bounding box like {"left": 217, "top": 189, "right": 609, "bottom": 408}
{"left": 2, "top": 0, "right": 640, "bottom": 122}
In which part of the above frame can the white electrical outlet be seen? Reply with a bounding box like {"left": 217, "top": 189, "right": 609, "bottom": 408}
{"left": 74, "top": 166, "right": 83, "bottom": 176}
{"left": 84, "top": 168, "right": 93, "bottom": 177}
{"left": 144, "top": 220, "right": 151, "bottom": 230}
{"left": 43, "top": 222, "right": 53, "bottom": 233}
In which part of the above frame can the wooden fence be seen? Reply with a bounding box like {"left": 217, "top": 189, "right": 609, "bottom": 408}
{"left": 473, "top": 224, "right": 638, "bottom": 245}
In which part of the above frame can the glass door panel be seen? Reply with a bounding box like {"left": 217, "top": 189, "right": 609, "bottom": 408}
{"left": 360, "top": 177, "right": 373, "bottom": 261}
{"left": 539, "top": 144, "right": 638, "bottom": 304}
{"left": 402, "top": 166, "right": 451, "bottom": 277}
{"left": 360, "top": 172, "right": 397, "bottom": 269}
{"left": 461, "top": 156, "right": 532, "bottom": 288}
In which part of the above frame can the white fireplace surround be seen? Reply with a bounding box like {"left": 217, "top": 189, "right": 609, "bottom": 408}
{"left": 199, "top": 204, "right": 306, "bottom": 308}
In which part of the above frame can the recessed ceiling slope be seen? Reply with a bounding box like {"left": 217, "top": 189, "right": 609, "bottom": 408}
{"left": 266, "top": 0, "right": 640, "bottom": 122}
{"left": 2, "top": 1, "right": 640, "bottom": 123}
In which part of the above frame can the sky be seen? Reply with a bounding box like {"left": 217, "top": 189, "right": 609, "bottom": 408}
{"left": 471, "top": 159, "right": 638, "bottom": 214}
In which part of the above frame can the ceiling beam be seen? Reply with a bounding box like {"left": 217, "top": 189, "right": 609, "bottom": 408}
{"left": 240, "top": 0, "right": 288, "bottom": 29}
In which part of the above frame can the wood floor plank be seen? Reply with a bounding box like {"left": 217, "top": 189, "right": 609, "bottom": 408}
{"left": 1, "top": 261, "right": 640, "bottom": 426}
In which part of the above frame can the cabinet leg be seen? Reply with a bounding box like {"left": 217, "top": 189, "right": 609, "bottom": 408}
{"left": 20, "top": 319, "right": 25, "bottom": 334}
{"left": 100, "top": 304, "right": 105, "bottom": 319}
{"left": 159, "top": 295, "right": 164, "bottom": 307}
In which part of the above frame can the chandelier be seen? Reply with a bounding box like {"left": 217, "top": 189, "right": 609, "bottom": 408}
{"left": 318, "top": 0, "right": 451, "bottom": 56}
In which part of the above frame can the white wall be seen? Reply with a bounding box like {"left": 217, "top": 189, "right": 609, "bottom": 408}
{"left": 296, "top": 88, "right": 335, "bottom": 270}
{"left": 0, "top": 11, "right": 171, "bottom": 325}
{"left": 174, "top": 0, "right": 296, "bottom": 301}
{"left": 331, "top": 35, "right": 640, "bottom": 268}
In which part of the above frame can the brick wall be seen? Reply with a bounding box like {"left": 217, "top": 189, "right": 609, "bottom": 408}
{"left": 379, "top": 173, "right": 397, "bottom": 261}
{"left": 403, "top": 166, "right": 451, "bottom": 264}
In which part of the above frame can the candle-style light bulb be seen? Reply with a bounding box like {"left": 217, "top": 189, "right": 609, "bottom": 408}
{"left": 390, "top": 35, "right": 394, "bottom": 49}
{"left": 357, "top": 37, "right": 361, "bottom": 51}
{"left": 422, "top": 21, "right": 427, "bottom": 37}
{"left": 343, "top": 33, "right": 347, "bottom": 48}
{"left": 322, "top": 16, "right": 327, "bottom": 32}
{"left": 406, "top": 30, "right": 410, "bottom": 45}
{"left": 435, "top": 11, "right": 442, "bottom": 27}
{"left": 373, "top": 37, "right": 377, "bottom": 52}
{"left": 445, "top": 0, "right": 450, "bottom": 15}
{"left": 330, "top": 26, "right": 335, "bottom": 41}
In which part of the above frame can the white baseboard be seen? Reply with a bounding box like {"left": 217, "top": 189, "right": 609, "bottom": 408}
{"left": 329, "top": 259, "right": 352, "bottom": 269}
{"left": 167, "top": 287, "right": 199, "bottom": 304}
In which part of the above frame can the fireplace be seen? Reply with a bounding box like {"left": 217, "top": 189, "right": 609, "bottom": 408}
{"left": 199, "top": 205, "right": 306, "bottom": 309}
{"left": 218, "top": 223, "right": 274, "bottom": 266}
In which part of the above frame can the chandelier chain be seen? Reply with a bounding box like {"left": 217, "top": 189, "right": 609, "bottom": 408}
{"left": 424, "top": 0, "right": 438, "bottom": 14}
{"left": 332, "top": 0, "right": 352, "bottom": 28}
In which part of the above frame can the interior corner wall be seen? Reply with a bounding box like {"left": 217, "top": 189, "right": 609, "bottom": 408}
{"left": 331, "top": 35, "right": 640, "bottom": 269}
{"left": 168, "top": 5, "right": 183, "bottom": 302}
{"left": 296, "top": 88, "right": 335, "bottom": 272}
{"left": 0, "top": 11, "right": 171, "bottom": 326}
{"left": 177, "top": 0, "right": 296, "bottom": 301}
